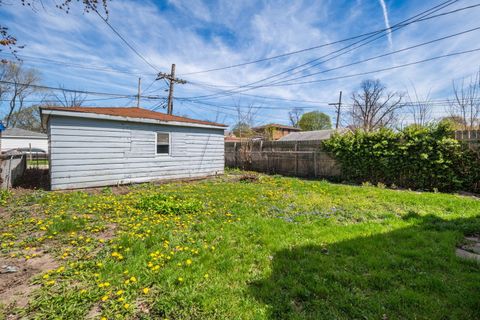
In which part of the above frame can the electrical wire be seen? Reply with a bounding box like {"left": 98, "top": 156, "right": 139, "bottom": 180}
{"left": 180, "top": 1, "right": 479, "bottom": 76}
{"left": 183, "top": 0, "right": 459, "bottom": 100}
{"left": 93, "top": 10, "right": 161, "bottom": 73}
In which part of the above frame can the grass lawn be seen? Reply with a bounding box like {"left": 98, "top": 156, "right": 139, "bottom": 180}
{"left": 1, "top": 170, "right": 479, "bottom": 319}
{"left": 26, "top": 159, "right": 48, "bottom": 166}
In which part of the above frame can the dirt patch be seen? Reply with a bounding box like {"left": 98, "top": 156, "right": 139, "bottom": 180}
{"left": 85, "top": 303, "right": 102, "bottom": 319}
{"left": 236, "top": 174, "right": 259, "bottom": 183}
{"left": 0, "top": 253, "right": 59, "bottom": 308}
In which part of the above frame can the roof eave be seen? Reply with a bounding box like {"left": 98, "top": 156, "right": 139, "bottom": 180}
{"left": 41, "top": 109, "right": 226, "bottom": 130}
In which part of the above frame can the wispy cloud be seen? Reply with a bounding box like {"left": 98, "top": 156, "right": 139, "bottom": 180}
{"left": 378, "top": 0, "right": 393, "bottom": 48}
{"left": 1, "top": 0, "right": 480, "bottom": 126}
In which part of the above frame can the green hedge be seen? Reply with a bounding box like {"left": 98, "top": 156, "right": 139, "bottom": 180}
{"left": 323, "top": 123, "right": 480, "bottom": 192}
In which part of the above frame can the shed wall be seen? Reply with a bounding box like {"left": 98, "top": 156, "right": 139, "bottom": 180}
{"left": 49, "top": 115, "right": 224, "bottom": 190}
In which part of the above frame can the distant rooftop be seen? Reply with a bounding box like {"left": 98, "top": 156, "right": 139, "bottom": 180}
{"left": 2, "top": 128, "right": 47, "bottom": 138}
{"left": 253, "top": 123, "right": 301, "bottom": 131}
{"left": 278, "top": 128, "right": 349, "bottom": 141}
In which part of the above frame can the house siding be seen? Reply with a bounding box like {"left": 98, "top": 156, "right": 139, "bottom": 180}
{"left": 48, "top": 115, "right": 224, "bottom": 190}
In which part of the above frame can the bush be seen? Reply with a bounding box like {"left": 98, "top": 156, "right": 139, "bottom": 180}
{"left": 136, "top": 194, "right": 203, "bottom": 215}
{"left": 323, "top": 123, "right": 480, "bottom": 192}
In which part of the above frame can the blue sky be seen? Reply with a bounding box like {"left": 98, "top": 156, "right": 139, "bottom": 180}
{"left": 1, "top": 0, "right": 480, "bottom": 127}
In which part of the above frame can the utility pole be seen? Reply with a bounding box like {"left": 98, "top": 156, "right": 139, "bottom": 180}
{"left": 156, "top": 64, "right": 187, "bottom": 115}
{"left": 136, "top": 77, "right": 141, "bottom": 108}
{"left": 328, "top": 91, "right": 342, "bottom": 129}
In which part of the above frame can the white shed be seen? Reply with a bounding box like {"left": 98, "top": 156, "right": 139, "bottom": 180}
{"left": 40, "top": 106, "right": 226, "bottom": 190}
{"left": 0, "top": 128, "right": 48, "bottom": 153}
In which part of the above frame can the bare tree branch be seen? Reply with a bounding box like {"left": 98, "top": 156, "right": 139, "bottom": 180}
{"left": 350, "top": 79, "right": 404, "bottom": 131}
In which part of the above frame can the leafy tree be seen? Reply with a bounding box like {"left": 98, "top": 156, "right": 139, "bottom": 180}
{"left": 298, "top": 111, "right": 332, "bottom": 131}
{"left": 232, "top": 121, "right": 255, "bottom": 138}
{"left": 4, "top": 105, "right": 43, "bottom": 132}
{"left": 439, "top": 115, "right": 466, "bottom": 130}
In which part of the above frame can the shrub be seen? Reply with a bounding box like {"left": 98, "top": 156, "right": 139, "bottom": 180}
{"left": 136, "top": 194, "right": 203, "bottom": 215}
{"left": 323, "top": 123, "right": 480, "bottom": 192}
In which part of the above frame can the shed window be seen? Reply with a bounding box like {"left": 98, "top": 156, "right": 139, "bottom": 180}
{"left": 156, "top": 132, "right": 170, "bottom": 154}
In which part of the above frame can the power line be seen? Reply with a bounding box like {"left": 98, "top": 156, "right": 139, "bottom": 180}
{"left": 0, "top": 80, "right": 165, "bottom": 99}
{"left": 183, "top": 0, "right": 460, "bottom": 100}
{"left": 268, "top": 26, "right": 480, "bottom": 86}
{"left": 184, "top": 25, "right": 480, "bottom": 102}
{"left": 93, "top": 10, "right": 160, "bottom": 73}
{"left": 0, "top": 52, "right": 155, "bottom": 77}
{"left": 266, "top": 47, "right": 480, "bottom": 87}
{"left": 180, "top": 0, "right": 477, "bottom": 76}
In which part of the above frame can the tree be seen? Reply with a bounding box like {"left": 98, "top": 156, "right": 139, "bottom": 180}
{"left": 406, "top": 85, "right": 432, "bottom": 126}
{"left": 232, "top": 122, "right": 255, "bottom": 138}
{"left": 233, "top": 103, "right": 258, "bottom": 138}
{"left": 48, "top": 87, "right": 87, "bottom": 107}
{"left": 4, "top": 105, "right": 43, "bottom": 132}
{"left": 438, "top": 115, "right": 466, "bottom": 130}
{"left": 350, "top": 79, "right": 403, "bottom": 132}
{"left": 2, "top": 62, "right": 41, "bottom": 127}
{"left": 288, "top": 107, "right": 303, "bottom": 128}
{"left": 1, "top": 1, "right": 109, "bottom": 60}
{"left": 448, "top": 70, "right": 480, "bottom": 130}
{"left": 298, "top": 111, "right": 332, "bottom": 131}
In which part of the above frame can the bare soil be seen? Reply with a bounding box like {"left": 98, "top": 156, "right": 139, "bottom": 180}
{"left": 0, "top": 253, "right": 59, "bottom": 309}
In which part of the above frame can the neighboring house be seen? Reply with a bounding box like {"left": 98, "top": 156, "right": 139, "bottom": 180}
{"left": 278, "top": 128, "right": 350, "bottom": 141}
{"left": 253, "top": 123, "right": 301, "bottom": 140}
{"left": 40, "top": 106, "right": 227, "bottom": 190}
{"left": 0, "top": 128, "right": 48, "bottom": 153}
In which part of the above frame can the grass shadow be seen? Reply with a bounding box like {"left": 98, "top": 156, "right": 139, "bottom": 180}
{"left": 250, "top": 215, "right": 480, "bottom": 319}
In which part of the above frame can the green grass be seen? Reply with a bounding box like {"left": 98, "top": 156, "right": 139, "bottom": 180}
{"left": 1, "top": 171, "right": 479, "bottom": 319}
{"left": 26, "top": 159, "right": 48, "bottom": 166}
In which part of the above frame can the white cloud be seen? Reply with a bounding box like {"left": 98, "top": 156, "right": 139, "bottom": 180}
{"left": 1, "top": 0, "right": 480, "bottom": 126}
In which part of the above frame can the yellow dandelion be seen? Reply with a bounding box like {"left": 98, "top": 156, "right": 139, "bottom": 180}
{"left": 142, "top": 287, "right": 150, "bottom": 294}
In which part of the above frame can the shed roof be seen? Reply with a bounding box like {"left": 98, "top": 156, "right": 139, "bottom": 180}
{"left": 278, "top": 128, "right": 349, "bottom": 141}
{"left": 2, "top": 128, "right": 47, "bottom": 138}
{"left": 41, "top": 106, "right": 227, "bottom": 128}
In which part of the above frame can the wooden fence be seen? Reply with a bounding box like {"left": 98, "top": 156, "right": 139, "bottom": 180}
{"left": 225, "top": 140, "right": 340, "bottom": 178}
{"left": 226, "top": 131, "right": 480, "bottom": 179}
{"left": 455, "top": 130, "right": 480, "bottom": 151}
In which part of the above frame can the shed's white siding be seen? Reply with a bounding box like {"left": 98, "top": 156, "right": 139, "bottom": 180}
{"left": 48, "top": 115, "right": 224, "bottom": 190}
{"left": 1, "top": 137, "right": 48, "bottom": 153}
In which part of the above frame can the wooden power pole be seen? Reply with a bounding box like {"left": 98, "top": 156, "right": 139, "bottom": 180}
{"left": 328, "top": 91, "right": 343, "bottom": 129}
{"left": 136, "top": 77, "right": 141, "bottom": 108}
{"left": 156, "top": 64, "right": 187, "bottom": 115}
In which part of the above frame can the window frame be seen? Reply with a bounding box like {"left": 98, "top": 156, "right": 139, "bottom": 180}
{"left": 155, "top": 131, "right": 171, "bottom": 156}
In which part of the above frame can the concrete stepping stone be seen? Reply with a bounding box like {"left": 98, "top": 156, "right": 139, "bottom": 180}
{"left": 456, "top": 235, "right": 480, "bottom": 262}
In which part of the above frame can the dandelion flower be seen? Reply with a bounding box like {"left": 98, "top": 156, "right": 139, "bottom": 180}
{"left": 142, "top": 287, "right": 150, "bottom": 294}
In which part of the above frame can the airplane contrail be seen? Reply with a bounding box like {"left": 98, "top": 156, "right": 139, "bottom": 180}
{"left": 378, "top": 0, "right": 393, "bottom": 48}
